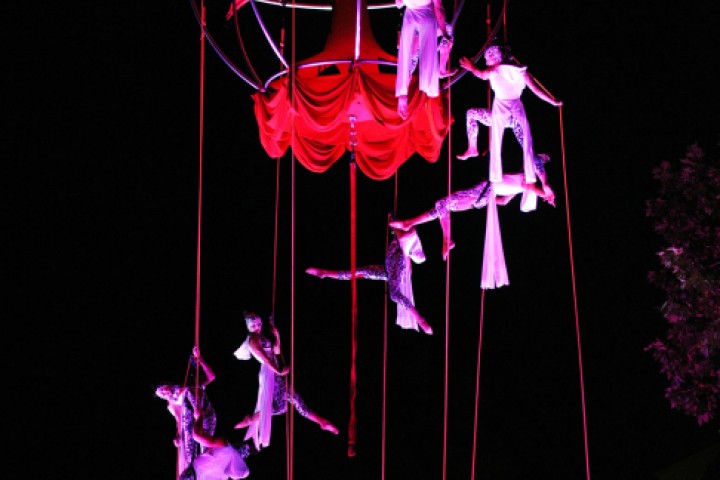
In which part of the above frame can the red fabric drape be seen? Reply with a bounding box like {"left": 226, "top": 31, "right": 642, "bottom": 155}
{"left": 253, "top": 66, "right": 452, "bottom": 180}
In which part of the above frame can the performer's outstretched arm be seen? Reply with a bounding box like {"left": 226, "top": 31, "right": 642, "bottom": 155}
{"left": 524, "top": 73, "right": 563, "bottom": 107}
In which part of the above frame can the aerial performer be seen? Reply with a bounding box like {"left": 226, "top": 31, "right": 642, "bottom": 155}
{"left": 390, "top": 155, "right": 555, "bottom": 261}
{"left": 396, "top": 0, "right": 451, "bottom": 119}
{"left": 456, "top": 41, "right": 563, "bottom": 184}
{"left": 305, "top": 226, "right": 433, "bottom": 335}
{"left": 155, "top": 347, "right": 219, "bottom": 480}
{"left": 234, "top": 312, "right": 339, "bottom": 451}
{"left": 189, "top": 407, "right": 258, "bottom": 480}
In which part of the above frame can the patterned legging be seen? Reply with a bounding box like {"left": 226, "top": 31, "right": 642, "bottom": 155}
{"left": 272, "top": 375, "right": 313, "bottom": 418}
{"left": 466, "top": 107, "right": 525, "bottom": 146}
{"left": 428, "top": 181, "right": 492, "bottom": 219}
{"left": 329, "top": 242, "right": 415, "bottom": 311}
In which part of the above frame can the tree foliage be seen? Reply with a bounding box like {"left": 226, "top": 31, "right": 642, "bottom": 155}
{"left": 646, "top": 143, "right": 720, "bottom": 425}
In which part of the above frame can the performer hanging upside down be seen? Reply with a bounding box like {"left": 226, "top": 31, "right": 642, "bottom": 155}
{"left": 390, "top": 155, "right": 555, "bottom": 261}
{"left": 155, "top": 347, "right": 218, "bottom": 480}
{"left": 408, "top": 23, "right": 456, "bottom": 79}
{"left": 456, "top": 41, "right": 562, "bottom": 184}
{"left": 305, "top": 226, "right": 433, "bottom": 335}
{"left": 395, "top": 0, "right": 451, "bottom": 119}
{"left": 234, "top": 312, "right": 338, "bottom": 451}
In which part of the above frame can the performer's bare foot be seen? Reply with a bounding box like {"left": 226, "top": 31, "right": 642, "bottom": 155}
{"left": 305, "top": 267, "right": 327, "bottom": 278}
{"left": 320, "top": 420, "right": 339, "bottom": 434}
{"left": 542, "top": 186, "right": 556, "bottom": 207}
{"left": 389, "top": 219, "right": 409, "bottom": 231}
{"left": 442, "top": 239, "right": 455, "bottom": 261}
{"left": 439, "top": 67, "right": 458, "bottom": 78}
{"left": 416, "top": 315, "right": 433, "bottom": 335}
{"left": 456, "top": 148, "right": 479, "bottom": 160}
{"left": 234, "top": 412, "right": 260, "bottom": 429}
{"left": 397, "top": 95, "right": 409, "bottom": 120}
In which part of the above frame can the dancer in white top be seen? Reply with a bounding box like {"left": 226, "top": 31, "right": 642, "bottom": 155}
{"left": 456, "top": 42, "right": 562, "bottom": 184}
{"left": 234, "top": 312, "right": 338, "bottom": 451}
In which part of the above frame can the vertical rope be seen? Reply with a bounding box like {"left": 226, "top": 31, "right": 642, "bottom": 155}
{"left": 382, "top": 174, "right": 398, "bottom": 479}
{"left": 286, "top": 2, "right": 297, "bottom": 478}
{"left": 442, "top": 3, "right": 457, "bottom": 477}
{"left": 469, "top": 6, "right": 493, "bottom": 479}
{"left": 502, "top": 0, "right": 507, "bottom": 42}
{"left": 194, "top": 1, "right": 205, "bottom": 361}
{"left": 272, "top": 157, "right": 281, "bottom": 315}
{"left": 558, "top": 108, "right": 592, "bottom": 480}
{"left": 348, "top": 116, "right": 359, "bottom": 458}
{"left": 289, "top": 133, "right": 296, "bottom": 480}
{"left": 441, "top": 55, "right": 452, "bottom": 480}
{"left": 193, "top": 8, "right": 206, "bottom": 465}
{"left": 470, "top": 290, "right": 485, "bottom": 480}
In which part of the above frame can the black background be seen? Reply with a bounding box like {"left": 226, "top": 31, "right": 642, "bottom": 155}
{"left": 7, "top": 1, "right": 720, "bottom": 478}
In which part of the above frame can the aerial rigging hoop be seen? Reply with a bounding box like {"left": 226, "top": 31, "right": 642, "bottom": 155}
{"left": 188, "top": 0, "right": 262, "bottom": 89}
{"left": 252, "top": 0, "right": 396, "bottom": 10}
{"left": 231, "top": 3, "right": 263, "bottom": 85}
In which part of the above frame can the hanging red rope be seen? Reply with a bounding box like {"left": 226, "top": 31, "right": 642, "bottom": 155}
{"left": 286, "top": 2, "right": 297, "bottom": 478}
{"left": 192, "top": 8, "right": 207, "bottom": 463}
{"left": 558, "top": 107, "right": 592, "bottom": 480}
{"left": 348, "top": 117, "right": 359, "bottom": 457}
{"left": 470, "top": 289, "right": 486, "bottom": 480}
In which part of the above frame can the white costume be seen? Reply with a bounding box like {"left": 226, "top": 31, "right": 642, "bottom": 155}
{"left": 463, "top": 64, "right": 537, "bottom": 184}
{"left": 234, "top": 339, "right": 275, "bottom": 451}
{"left": 396, "top": 0, "right": 439, "bottom": 98}
{"left": 488, "top": 65, "right": 535, "bottom": 184}
{"left": 193, "top": 445, "right": 250, "bottom": 480}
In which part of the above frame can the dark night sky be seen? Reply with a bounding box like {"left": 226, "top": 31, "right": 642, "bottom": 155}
{"left": 7, "top": 1, "right": 720, "bottom": 479}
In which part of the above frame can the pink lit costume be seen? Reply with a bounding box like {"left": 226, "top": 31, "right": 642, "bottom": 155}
{"left": 396, "top": 0, "right": 439, "bottom": 98}
{"left": 177, "top": 384, "right": 217, "bottom": 479}
{"left": 465, "top": 64, "right": 537, "bottom": 183}
{"left": 192, "top": 445, "right": 250, "bottom": 480}
{"left": 234, "top": 337, "right": 314, "bottom": 450}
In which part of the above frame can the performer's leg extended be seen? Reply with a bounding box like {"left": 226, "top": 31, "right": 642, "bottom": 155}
{"left": 286, "top": 387, "right": 339, "bottom": 434}
{"left": 388, "top": 285, "right": 433, "bottom": 335}
{"left": 306, "top": 265, "right": 386, "bottom": 281}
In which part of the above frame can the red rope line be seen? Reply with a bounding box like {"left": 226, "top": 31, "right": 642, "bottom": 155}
{"left": 442, "top": 65, "right": 453, "bottom": 480}
{"left": 193, "top": 6, "right": 206, "bottom": 442}
{"left": 194, "top": 2, "right": 205, "bottom": 358}
{"left": 558, "top": 107, "right": 592, "bottom": 480}
{"left": 272, "top": 157, "right": 281, "bottom": 314}
{"left": 470, "top": 289, "right": 485, "bottom": 480}
{"left": 288, "top": 139, "right": 296, "bottom": 480}
{"left": 470, "top": 7, "right": 493, "bottom": 478}
{"left": 441, "top": 3, "right": 459, "bottom": 474}
{"left": 348, "top": 158, "right": 358, "bottom": 457}
{"left": 382, "top": 176, "right": 398, "bottom": 478}
{"left": 286, "top": 3, "right": 297, "bottom": 478}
